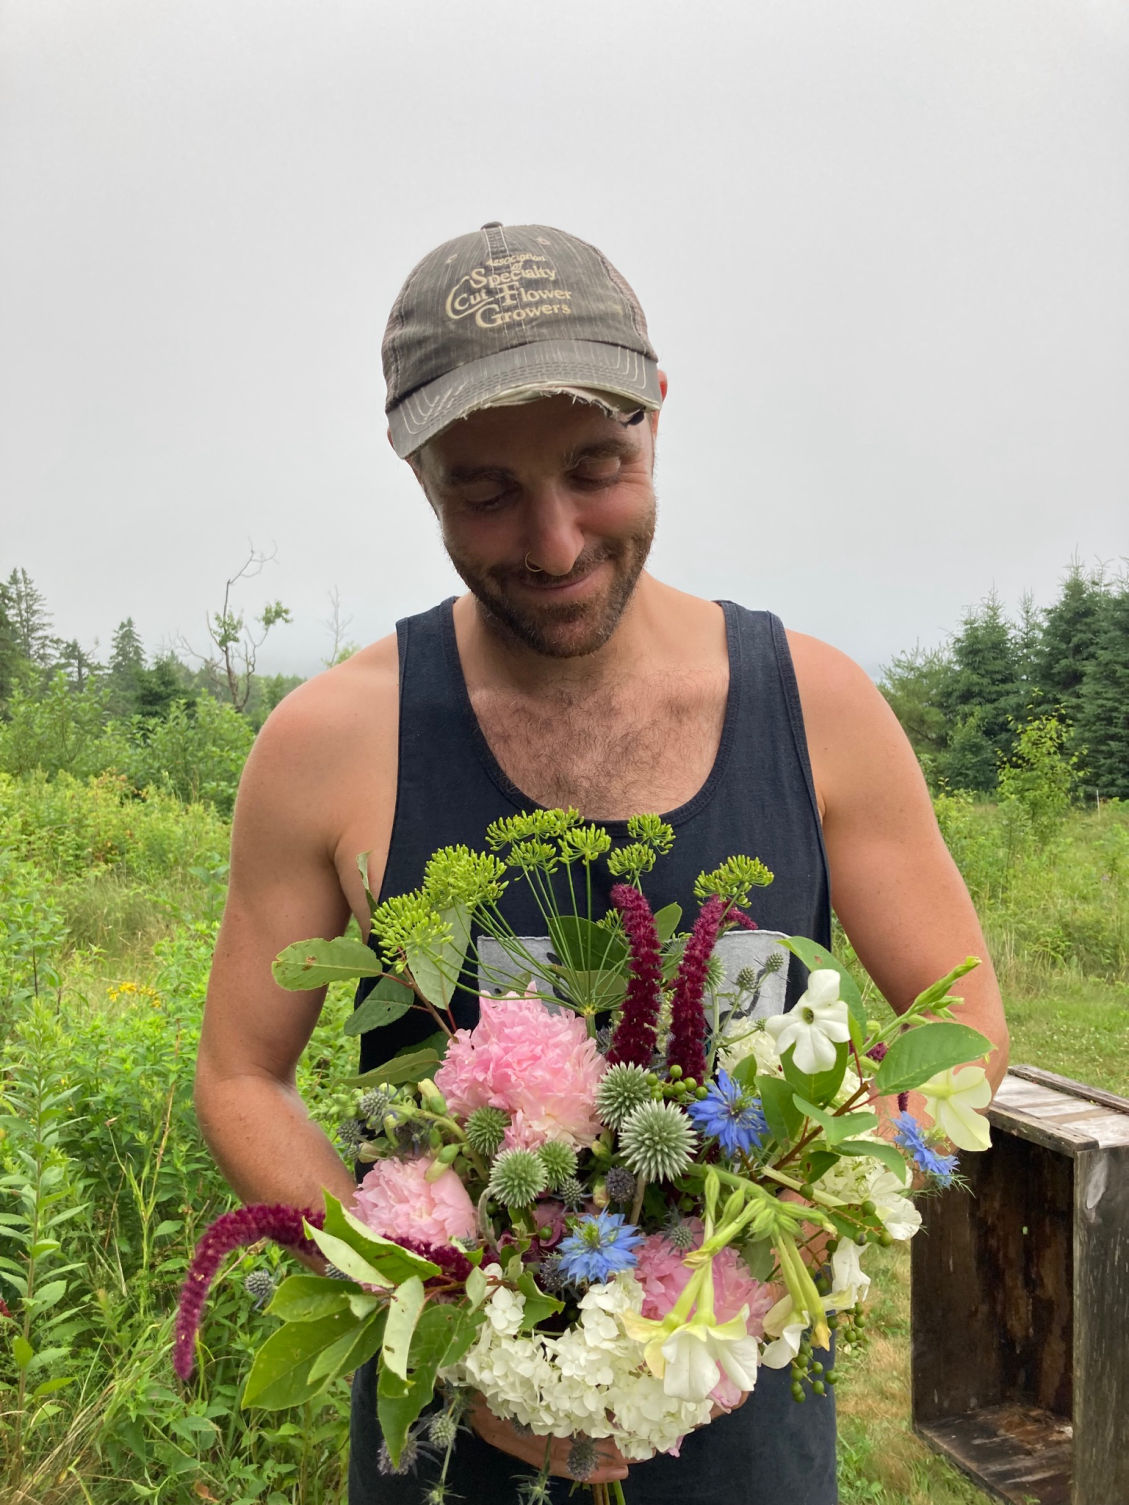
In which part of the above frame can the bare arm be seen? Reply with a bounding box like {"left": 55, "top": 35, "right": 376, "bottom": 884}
{"left": 790, "top": 632, "right": 1009, "bottom": 1089}
{"left": 195, "top": 662, "right": 396, "bottom": 1213}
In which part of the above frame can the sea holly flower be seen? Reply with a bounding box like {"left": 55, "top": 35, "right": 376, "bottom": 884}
{"left": 686, "top": 1070, "right": 768, "bottom": 1158}
{"left": 919, "top": 1065, "right": 992, "bottom": 1152}
{"left": 764, "top": 969, "right": 850, "bottom": 1074}
{"left": 557, "top": 1210, "right": 644, "bottom": 1284}
{"left": 892, "top": 1111, "right": 959, "bottom": 1185}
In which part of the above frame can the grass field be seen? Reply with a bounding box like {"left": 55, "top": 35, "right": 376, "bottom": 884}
{"left": 2, "top": 774, "right": 1126, "bottom": 1504}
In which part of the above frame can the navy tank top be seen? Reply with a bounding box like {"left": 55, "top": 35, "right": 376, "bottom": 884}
{"left": 357, "top": 598, "right": 830, "bottom": 1073}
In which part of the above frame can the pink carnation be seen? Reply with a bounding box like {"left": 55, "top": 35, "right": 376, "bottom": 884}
{"left": 352, "top": 1157, "right": 477, "bottom": 1247}
{"left": 434, "top": 993, "right": 606, "bottom": 1150}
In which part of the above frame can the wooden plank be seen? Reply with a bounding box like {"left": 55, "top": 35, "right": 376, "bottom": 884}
{"left": 987, "top": 1099, "right": 1098, "bottom": 1157}
{"left": 1073, "top": 1145, "right": 1129, "bottom": 1503}
{"left": 916, "top": 1407, "right": 1072, "bottom": 1505}
{"left": 1009, "top": 1064, "right": 1129, "bottom": 1117}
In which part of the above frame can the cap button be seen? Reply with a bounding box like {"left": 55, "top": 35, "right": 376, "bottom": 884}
{"left": 481, "top": 221, "right": 502, "bottom": 229}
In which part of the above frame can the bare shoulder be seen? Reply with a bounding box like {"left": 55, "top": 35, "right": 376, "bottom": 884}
{"left": 784, "top": 629, "right": 911, "bottom": 817}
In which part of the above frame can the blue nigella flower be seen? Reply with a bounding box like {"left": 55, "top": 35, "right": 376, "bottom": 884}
{"left": 893, "top": 1111, "right": 958, "bottom": 1186}
{"left": 556, "top": 1210, "right": 644, "bottom": 1284}
{"left": 686, "top": 1070, "right": 769, "bottom": 1158}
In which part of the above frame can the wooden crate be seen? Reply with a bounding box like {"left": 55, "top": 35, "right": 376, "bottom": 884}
{"left": 911, "top": 1065, "right": 1129, "bottom": 1505}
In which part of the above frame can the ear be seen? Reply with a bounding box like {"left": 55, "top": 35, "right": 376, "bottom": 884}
{"left": 649, "top": 368, "right": 669, "bottom": 442}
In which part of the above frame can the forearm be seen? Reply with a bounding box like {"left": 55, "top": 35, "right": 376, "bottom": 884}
{"left": 195, "top": 1066, "right": 358, "bottom": 1213}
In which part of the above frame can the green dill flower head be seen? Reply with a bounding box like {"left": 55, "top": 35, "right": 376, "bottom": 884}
{"left": 369, "top": 892, "right": 451, "bottom": 962}
{"left": 485, "top": 808, "right": 580, "bottom": 850}
{"left": 559, "top": 823, "right": 614, "bottom": 864}
{"left": 488, "top": 1148, "right": 548, "bottom": 1208}
{"left": 607, "top": 842, "right": 657, "bottom": 882}
{"left": 626, "top": 813, "right": 675, "bottom": 854}
{"left": 694, "top": 855, "right": 775, "bottom": 907}
{"left": 465, "top": 1105, "right": 510, "bottom": 1158}
{"left": 537, "top": 1139, "right": 578, "bottom": 1189}
{"left": 618, "top": 1100, "right": 698, "bottom": 1182}
{"left": 421, "top": 846, "right": 507, "bottom": 911}
{"left": 596, "top": 1063, "right": 654, "bottom": 1128}
{"left": 507, "top": 838, "right": 559, "bottom": 874}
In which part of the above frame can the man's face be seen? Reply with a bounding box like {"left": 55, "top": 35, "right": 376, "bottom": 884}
{"left": 412, "top": 395, "right": 659, "bottom": 659}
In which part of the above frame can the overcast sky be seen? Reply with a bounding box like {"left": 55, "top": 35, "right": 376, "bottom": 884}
{"left": 2, "top": 0, "right": 1126, "bottom": 681}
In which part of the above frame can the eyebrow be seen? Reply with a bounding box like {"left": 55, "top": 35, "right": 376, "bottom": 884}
{"left": 441, "top": 436, "right": 642, "bottom": 486}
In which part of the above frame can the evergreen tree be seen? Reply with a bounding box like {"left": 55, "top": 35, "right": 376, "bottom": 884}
{"left": 1036, "top": 563, "right": 1108, "bottom": 726}
{"left": 5, "top": 567, "right": 55, "bottom": 667}
{"left": 1076, "top": 578, "right": 1129, "bottom": 800}
{"left": 135, "top": 653, "right": 191, "bottom": 719}
{"left": 0, "top": 575, "right": 25, "bottom": 703}
{"left": 55, "top": 637, "right": 100, "bottom": 691}
{"left": 938, "top": 591, "right": 1023, "bottom": 789}
{"left": 107, "top": 617, "right": 146, "bottom": 717}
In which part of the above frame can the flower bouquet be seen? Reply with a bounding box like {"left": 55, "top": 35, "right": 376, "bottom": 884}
{"left": 175, "top": 810, "right": 995, "bottom": 1503}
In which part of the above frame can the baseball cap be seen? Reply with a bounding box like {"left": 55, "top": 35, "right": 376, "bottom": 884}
{"left": 382, "top": 222, "right": 661, "bottom": 458}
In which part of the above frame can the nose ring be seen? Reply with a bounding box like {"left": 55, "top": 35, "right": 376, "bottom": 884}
{"left": 524, "top": 553, "right": 543, "bottom": 574}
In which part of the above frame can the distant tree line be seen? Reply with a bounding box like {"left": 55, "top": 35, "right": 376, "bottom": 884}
{"left": 879, "top": 562, "right": 1129, "bottom": 800}
{"left": 0, "top": 563, "right": 305, "bottom": 814}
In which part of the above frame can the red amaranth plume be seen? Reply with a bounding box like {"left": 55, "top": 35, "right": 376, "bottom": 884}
{"left": 666, "top": 894, "right": 729, "bottom": 1082}
{"left": 607, "top": 883, "right": 664, "bottom": 1067}
{"left": 174, "top": 1203, "right": 324, "bottom": 1380}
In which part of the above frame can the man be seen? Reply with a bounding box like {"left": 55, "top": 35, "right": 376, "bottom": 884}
{"left": 196, "top": 222, "right": 1008, "bottom": 1504}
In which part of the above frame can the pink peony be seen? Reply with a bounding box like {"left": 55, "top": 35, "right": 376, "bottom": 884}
{"left": 352, "top": 1157, "right": 477, "bottom": 1247}
{"left": 434, "top": 993, "right": 607, "bottom": 1150}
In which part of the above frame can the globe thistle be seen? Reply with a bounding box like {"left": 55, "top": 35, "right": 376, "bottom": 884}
{"left": 465, "top": 1105, "right": 510, "bottom": 1158}
{"left": 595, "top": 1063, "right": 653, "bottom": 1128}
{"left": 243, "top": 1269, "right": 275, "bottom": 1308}
{"left": 604, "top": 1166, "right": 637, "bottom": 1205}
{"left": 566, "top": 1436, "right": 600, "bottom": 1482}
{"left": 558, "top": 1175, "right": 586, "bottom": 1212}
{"left": 488, "top": 1148, "right": 548, "bottom": 1208}
{"left": 357, "top": 1087, "right": 392, "bottom": 1122}
{"left": 336, "top": 1118, "right": 366, "bottom": 1154}
{"left": 664, "top": 1217, "right": 698, "bottom": 1252}
{"left": 426, "top": 1408, "right": 460, "bottom": 1448}
{"left": 618, "top": 1100, "right": 698, "bottom": 1183}
{"left": 537, "top": 1139, "right": 578, "bottom": 1190}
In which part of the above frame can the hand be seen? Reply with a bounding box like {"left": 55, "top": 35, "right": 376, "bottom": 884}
{"left": 468, "top": 1394, "right": 630, "bottom": 1483}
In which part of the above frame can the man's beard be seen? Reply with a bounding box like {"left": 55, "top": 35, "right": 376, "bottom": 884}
{"left": 445, "top": 511, "right": 656, "bottom": 660}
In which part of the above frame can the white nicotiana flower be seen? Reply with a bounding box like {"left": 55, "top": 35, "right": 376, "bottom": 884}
{"left": 759, "top": 1294, "right": 807, "bottom": 1369}
{"left": 827, "top": 1239, "right": 871, "bottom": 1310}
{"left": 868, "top": 1167, "right": 921, "bottom": 1241}
{"left": 920, "top": 1065, "right": 992, "bottom": 1151}
{"left": 764, "top": 970, "right": 851, "bottom": 1074}
{"left": 658, "top": 1311, "right": 761, "bottom": 1402}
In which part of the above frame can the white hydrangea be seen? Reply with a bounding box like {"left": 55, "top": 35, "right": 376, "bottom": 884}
{"left": 440, "top": 1271, "right": 721, "bottom": 1457}
{"left": 718, "top": 1018, "right": 783, "bottom": 1078}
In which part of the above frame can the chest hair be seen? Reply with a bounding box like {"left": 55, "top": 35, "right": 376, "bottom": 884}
{"left": 469, "top": 671, "right": 728, "bottom": 819}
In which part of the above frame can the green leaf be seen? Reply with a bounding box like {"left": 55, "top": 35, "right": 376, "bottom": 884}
{"left": 872, "top": 1022, "right": 993, "bottom": 1097}
{"left": 835, "top": 1138, "right": 909, "bottom": 1183}
{"left": 27, "top": 1279, "right": 67, "bottom": 1311}
{"left": 757, "top": 1073, "right": 803, "bottom": 1143}
{"left": 267, "top": 1273, "right": 355, "bottom": 1324}
{"left": 382, "top": 1278, "right": 426, "bottom": 1382}
{"left": 377, "top": 1303, "right": 468, "bottom": 1467}
{"left": 320, "top": 1194, "right": 440, "bottom": 1286}
{"left": 357, "top": 851, "right": 378, "bottom": 917}
{"left": 12, "top": 1334, "right": 34, "bottom": 1370}
{"left": 514, "top": 1268, "right": 565, "bottom": 1331}
{"left": 779, "top": 937, "right": 868, "bottom": 1036}
{"left": 406, "top": 903, "right": 471, "bottom": 1009}
{"left": 32, "top": 1375, "right": 75, "bottom": 1398}
{"left": 308, "top": 1307, "right": 387, "bottom": 1386}
{"left": 548, "top": 916, "right": 628, "bottom": 973}
{"left": 301, "top": 1227, "right": 388, "bottom": 1289}
{"left": 653, "top": 903, "right": 683, "bottom": 942}
{"left": 910, "top": 957, "right": 982, "bottom": 1013}
{"left": 791, "top": 1099, "right": 879, "bottom": 1146}
{"left": 273, "top": 936, "right": 385, "bottom": 991}
{"left": 344, "top": 974, "right": 415, "bottom": 1038}
{"left": 28, "top": 1239, "right": 60, "bottom": 1260}
{"left": 344, "top": 1036, "right": 447, "bottom": 1089}
{"left": 780, "top": 1038, "right": 849, "bottom": 1108}
{"left": 242, "top": 1310, "right": 360, "bottom": 1409}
